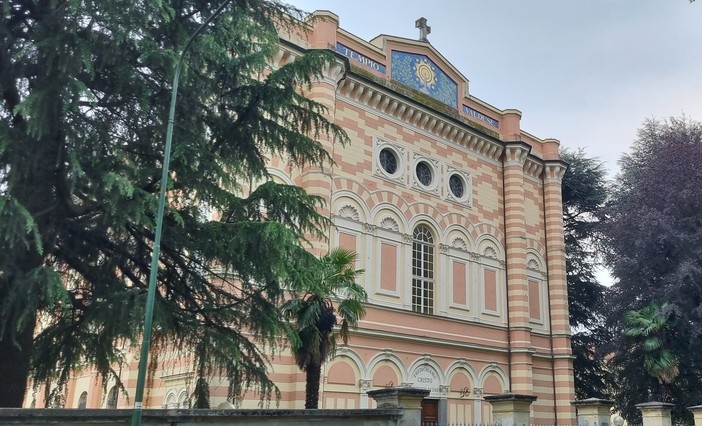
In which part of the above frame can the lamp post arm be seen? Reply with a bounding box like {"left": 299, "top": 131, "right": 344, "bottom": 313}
{"left": 130, "top": 2, "right": 233, "bottom": 425}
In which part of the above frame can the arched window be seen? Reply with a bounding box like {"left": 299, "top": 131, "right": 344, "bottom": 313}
{"left": 178, "top": 390, "right": 189, "bottom": 408}
{"left": 106, "top": 386, "right": 118, "bottom": 409}
{"left": 77, "top": 391, "right": 88, "bottom": 409}
{"left": 165, "top": 392, "right": 176, "bottom": 409}
{"left": 412, "top": 225, "right": 434, "bottom": 314}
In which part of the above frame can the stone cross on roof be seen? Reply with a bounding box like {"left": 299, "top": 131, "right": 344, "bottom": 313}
{"left": 415, "top": 17, "right": 431, "bottom": 42}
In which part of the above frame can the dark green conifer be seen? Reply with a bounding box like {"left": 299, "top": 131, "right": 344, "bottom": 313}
{"left": 0, "top": 0, "right": 347, "bottom": 407}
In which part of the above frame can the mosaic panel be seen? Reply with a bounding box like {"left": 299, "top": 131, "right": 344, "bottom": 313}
{"left": 391, "top": 51, "right": 458, "bottom": 108}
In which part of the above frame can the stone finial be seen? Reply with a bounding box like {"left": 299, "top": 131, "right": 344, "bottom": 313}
{"left": 415, "top": 17, "right": 431, "bottom": 42}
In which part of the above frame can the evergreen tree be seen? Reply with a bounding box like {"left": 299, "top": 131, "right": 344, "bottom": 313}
{"left": 281, "top": 248, "right": 366, "bottom": 409}
{"left": 0, "top": 0, "right": 347, "bottom": 407}
{"left": 604, "top": 117, "right": 702, "bottom": 421}
{"left": 560, "top": 148, "right": 612, "bottom": 399}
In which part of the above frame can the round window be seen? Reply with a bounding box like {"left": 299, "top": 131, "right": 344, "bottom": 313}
{"left": 415, "top": 161, "right": 433, "bottom": 186}
{"left": 449, "top": 174, "right": 464, "bottom": 198}
{"left": 379, "top": 148, "right": 398, "bottom": 174}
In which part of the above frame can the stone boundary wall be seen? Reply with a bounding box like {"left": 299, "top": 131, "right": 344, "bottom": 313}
{"left": 0, "top": 408, "right": 402, "bottom": 426}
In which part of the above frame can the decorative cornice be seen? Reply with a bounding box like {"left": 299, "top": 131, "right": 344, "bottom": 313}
{"left": 338, "top": 77, "right": 504, "bottom": 162}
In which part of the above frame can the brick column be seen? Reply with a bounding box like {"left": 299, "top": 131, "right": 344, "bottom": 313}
{"left": 300, "top": 60, "right": 346, "bottom": 255}
{"left": 502, "top": 141, "right": 533, "bottom": 394}
{"left": 636, "top": 402, "right": 674, "bottom": 426}
{"left": 571, "top": 398, "right": 613, "bottom": 426}
{"left": 543, "top": 155, "right": 576, "bottom": 422}
{"left": 485, "top": 393, "right": 537, "bottom": 426}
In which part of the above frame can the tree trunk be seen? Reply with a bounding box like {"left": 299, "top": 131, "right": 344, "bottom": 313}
{"left": 0, "top": 0, "right": 64, "bottom": 406}
{"left": 304, "top": 362, "right": 322, "bottom": 409}
{"left": 0, "top": 300, "right": 36, "bottom": 407}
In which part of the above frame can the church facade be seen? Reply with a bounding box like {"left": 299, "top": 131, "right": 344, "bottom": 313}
{"left": 25, "top": 10, "right": 576, "bottom": 425}
{"left": 278, "top": 11, "right": 576, "bottom": 424}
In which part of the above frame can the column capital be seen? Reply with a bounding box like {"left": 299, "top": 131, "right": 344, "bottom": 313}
{"left": 322, "top": 61, "right": 347, "bottom": 85}
{"left": 543, "top": 159, "right": 568, "bottom": 182}
{"left": 503, "top": 141, "right": 531, "bottom": 167}
{"left": 359, "top": 379, "right": 373, "bottom": 393}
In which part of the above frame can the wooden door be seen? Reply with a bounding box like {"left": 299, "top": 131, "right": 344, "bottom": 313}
{"left": 421, "top": 399, "right": 439, "bottom": 426}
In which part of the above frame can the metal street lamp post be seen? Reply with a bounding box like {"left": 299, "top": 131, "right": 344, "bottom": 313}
{"left": 130, "top": 2, "right": 233, "bottom": 425}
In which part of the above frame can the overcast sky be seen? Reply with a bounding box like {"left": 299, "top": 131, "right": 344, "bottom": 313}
{"left": 289, "top": 0, "right": 702, "bottom": 177}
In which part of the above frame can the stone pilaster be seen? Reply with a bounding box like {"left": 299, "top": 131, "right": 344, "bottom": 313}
{"left": 502, "top": 141, "right": 533, "bottom": 395}
{"left": 485, "top": 393, "right": 537, "bottom": 426}
{"left": 543, "top": 156, "right": 576, "bottom": 422}
{"left": 359, "top": 379, "right": 373, "bottom": 408}
{"left": 636, "top": 402, "right": 674, "bottom": 426}
{"left": 571, "top": 398, "right": 613, "bottom": 426}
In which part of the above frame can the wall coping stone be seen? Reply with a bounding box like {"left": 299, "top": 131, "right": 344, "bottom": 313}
{"left": 484, "top": 393, "right": 538, "bottom": 403}
{"left": 572, "top": 398, "right": 615, "bottom": 407}
{"left": 0, "top": 408, "right": 402, "bottom": 423}
{"left": 635, "top": 402, "right": 676, "bottom": 410}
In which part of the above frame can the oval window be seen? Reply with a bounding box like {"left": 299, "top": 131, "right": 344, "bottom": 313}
{"left": 449, "top": 174, "right": 464, "bottom": 198}
{"left": 415, "top": 161, "right": 433, "bottom": 186}
{"left": 379, "top": 148, "right": 398, "bottom": 174}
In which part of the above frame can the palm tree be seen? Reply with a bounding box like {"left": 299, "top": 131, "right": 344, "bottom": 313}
{"left": 624, "top": 301, "right": 679, "bottom": 401}
{"left": 281, "top": 248, "right": 366, "bottom": 409}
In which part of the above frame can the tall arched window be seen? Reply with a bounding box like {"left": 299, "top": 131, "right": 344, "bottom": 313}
{"left": 106, "top": 386, "right": 118, "bottom": 409}
{"left": 77, "top": 391, "right": 88, "bottom": 409}
{"left": 412, "top": 225, "right": 434, "bottom": 314}
{"left": 178, "top": 390, "right": 189, "bottom": 408}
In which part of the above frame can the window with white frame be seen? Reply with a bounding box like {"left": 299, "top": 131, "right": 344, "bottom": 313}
{"left": 526, "top": 257, "right": 546, "bottom": 324}
{"left": 412, "top": 225, "right": 434, "bottom": 314}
